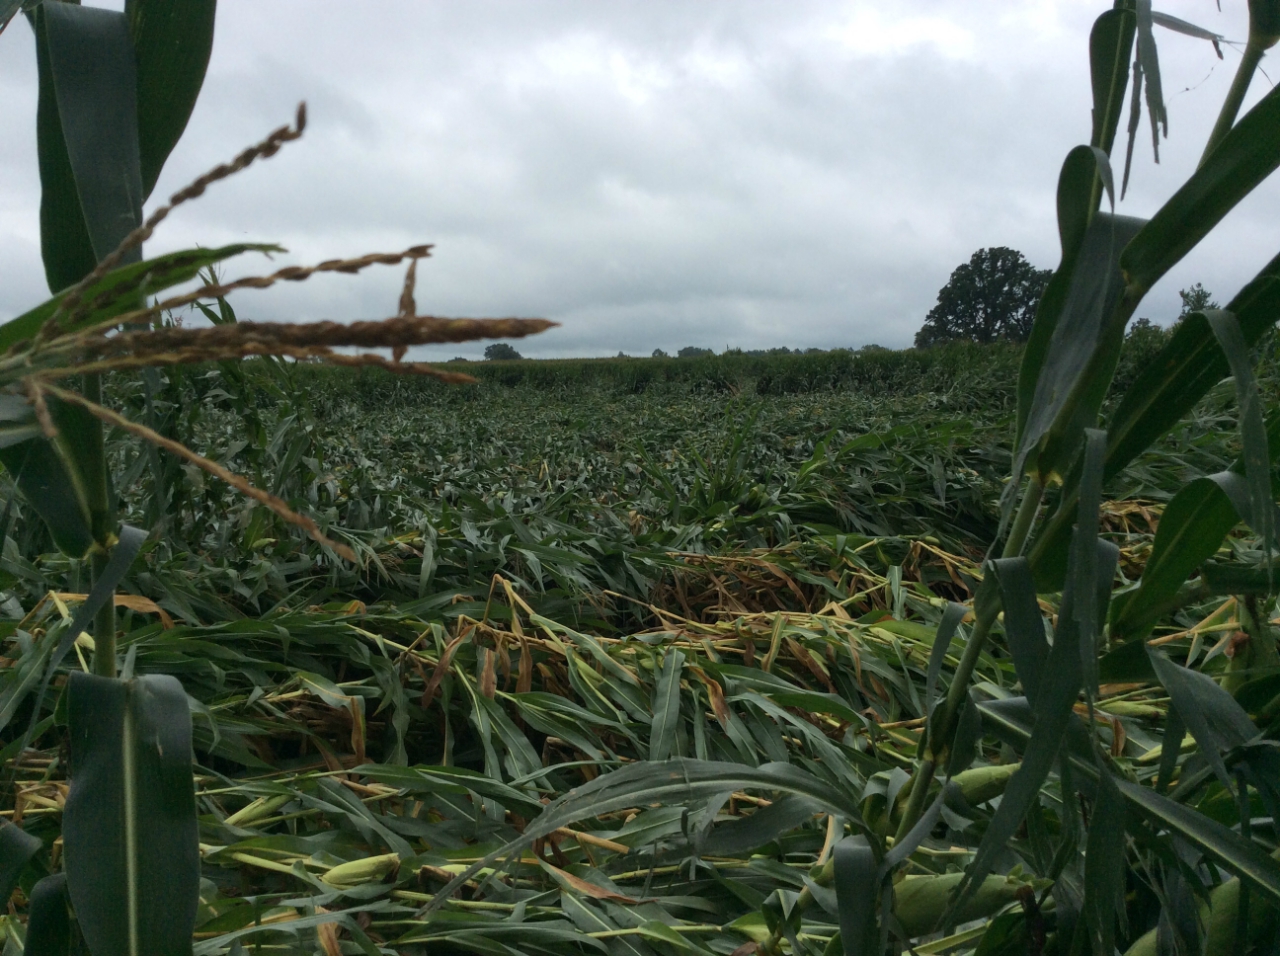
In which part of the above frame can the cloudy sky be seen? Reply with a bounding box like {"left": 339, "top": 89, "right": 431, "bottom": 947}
{"left": 0, "top": 2, "right": 1276, "bottom": 359}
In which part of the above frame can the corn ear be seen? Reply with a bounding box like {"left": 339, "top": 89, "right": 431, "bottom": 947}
{"left": 222, "top": 794, "right": 293, "bottom": 828}
{"left": 894, "top": 873, "right": 1021, "bottom": 939}
{"left": 1124, "top": 847, "right": 1280, "bottom": 955}
{"left": 320, "top": 852, "right": 400, "bottom": 888}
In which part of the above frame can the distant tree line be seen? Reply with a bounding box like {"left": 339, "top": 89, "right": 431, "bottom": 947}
{"left": 449, "top": 264, "right": 1216, "bottom": 363}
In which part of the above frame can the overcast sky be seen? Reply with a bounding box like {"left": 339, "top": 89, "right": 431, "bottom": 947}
{"left": 1, "top": 2, "right": 1277, "bottom": 359}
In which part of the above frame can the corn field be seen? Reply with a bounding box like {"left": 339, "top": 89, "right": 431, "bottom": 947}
{"left": 3, "top": 1, "right": 1280, "bottom": 954}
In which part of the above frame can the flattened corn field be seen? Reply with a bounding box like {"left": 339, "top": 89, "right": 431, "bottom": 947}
{"left": 0, "top": 339, "right": 1272, "bottom": 952}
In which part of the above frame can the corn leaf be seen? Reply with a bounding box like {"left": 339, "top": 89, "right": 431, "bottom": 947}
{"left": 955, "top": 539, "right": 1118, "bottom": 910}
{"left": 1121, "top": 75, "right": 1280, "bottom": 296}
{"left": 34, "top": 3, "right": 143, "bottom": 291}
{"left": 1116, "top": 777, "right": 1280, "bottom": 909}
{"left": 649, "top": 647, "right": 685, "bottom": 762}
{"left": 1205, "top": 309, "right": 1274, "bottom": 557}
{"left": 0, "top": 0, "right": 22, "bottom": 34}
{"left": 23, "top": 873, "right": 80, "bottom": 956}
{"left": 420, "top": 758, "right": 863, "bottom": 917}
{"left": 0, "top": 243, "right": 280, "bottom": 350}
{"left": 0, "top": 820, "right": 40, "bottom": 908}
{"left": 1082, "top": 770, "right": 1126, "bottom": 956}
{"left": 63, "top": 672, "right": 199, "bottom": 956}
{"left": 834, "top": 838, "right": 879, "bottom": 956}
{"left": 1146, "top": 647, "right": 1258, "bottom": 792}
{"left": 1032, "top": 268, "right": 1280, "bottom": 590}
{"left": 991, "top": 557, "right": 1049, "bottom": 704}
{"left": 1015, "top": 145, "right": 1110, "bottom": 453}
{"left": 126, "top": 0, "right": 217, "bottom": 199}
{"left": 1018, "top": 212, "right": 1144, "bottom": 484}
{"left": 1090, "top": 8, "right": 1137, "bottom": 155}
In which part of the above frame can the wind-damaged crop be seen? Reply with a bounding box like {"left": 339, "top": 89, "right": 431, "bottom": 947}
{"left": 439, "top": 3, "right": 1280, "bottom": 954}
{"left": 0, "top": 3, "right": 552, "bottom": 953}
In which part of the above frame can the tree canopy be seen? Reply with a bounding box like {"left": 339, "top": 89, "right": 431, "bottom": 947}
{"left": 914, "top": 247, "right": 1051, "bottom": 348}
{"left": 1177, "top": 282, "right": 1218, "bottom": 318}
{"left": 484, "top": 343, "right": 523, "bottom": 361}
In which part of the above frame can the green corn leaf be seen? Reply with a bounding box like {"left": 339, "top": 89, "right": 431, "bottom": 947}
{"left": 650, "top": 647, "right": 685, "bottom": 762}
{"left": 31, "top": 5, "right": 97, "bottom": 294}
{"left": 1110, "top": 393, "right": 1280, "bottom": 643}
{"left": 1110, "top": 472, "right": 1254, "bottom": 643}
{"left": 972, "top": 696, "right": 1280, "bottom": 911}
{"left": 1103, "top": 258, "right": 1280, "bottom": 487}
{"left": 1146, "top": 647, "right": 1258, "bottom": 792}
{"left": 1015, "top": 146, "right": 1109, "bottom": 452}
{"left": 1156, "top": 703, "right": 1185, "bottom": 794}
{"left": 351, "top": 763, "right": 546, "bottom": 817}
{"left": 62, "top": 671, "right": 199, "bottom": 956}
{"left": 309, "top": 777, "right": 413, "bottom": 858}
{"left": 1075, "top": 429, "right": 1107, "bottom": 704}
{"left": 0, "top": 392, "right": 141, "bottom": 557}
{"left": 1090, "top": 7, "right": 1137, "bottom": 155}
{"left": 881, "top": 782, "right": 958, "bottom": 877}
{"left": 991, "top": 557, "right": 1049, "bottom": 704}
{"left": 126, "top": 0, "right": 217, "bottom": 199}
{"left": 34, "top": 3, "right": 144, "bottom": 291}
{"left": 834, "top": 838, "right": 879, "bottom": 956}
{"left": 23, "top": 873, "right": 80, "bottom": 956}
{"left": 955, "top": 539, "right": 1118, "bottom": 912}
{"left": 978, "top": 697, "right": 1280, "bottom": 911}
{"left": 1252, "top": 0, "right": 1280, "bottom": 45}
{"left": 508, "top": 692, "right": 609, "bottom": 761}
{"left": 0, "top": 820, "right": 41, "bottom": 908}
{"left": 1115, "top": 777, "right": 1280, "bottom": 909}
{"left": 1205, "top": 309, "right": 1274, "bottom": 557}
{"left": 0, "top": 0, "right": 22, "bottom": 34}
{"left": 924, "top": 602, "right": 965, "bottom": 717}
{"left": 946, "top": 690, "right": 982, "bottom": 777}
{"left": 0, "top": 431, "right": 93, "bottom": 559}
{"left": 1028, "top": 77, "right": 1280, "bottom": 587}
{"left": 419, "top": 758, "right": 862, "bottom": 917}
{"left": 1121, "top": 73, "right": 1280, "bottom": 297}
{"left": 701, "top": 795, "right": 821, "bottom": 857}
{"left": 970, "top": 911, "right": 1029, "bottom": 956}
{"left": 474, "top": 695, "right": 545, "bottom": 783}
{"left": 0, "top": 243, "right": 282, "bottom": 351}
{"left": 1082, "top": 770, "right": 1127, "bottom": 956}
{"left": 15, "top": 526, "right": 147, "bottom": 772}
{"left": 1018, "top": 211, "right": 1145, "bottom": 484}
{"left": 52, "top": 392, "right": 113, "bottom": 546}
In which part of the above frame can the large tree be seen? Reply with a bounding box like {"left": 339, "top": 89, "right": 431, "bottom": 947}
{"left": 484, "top": 343, "right": 523, "bottom": 361}
{"left": 914, "top": 247, "right": 1051, "bottom": 347}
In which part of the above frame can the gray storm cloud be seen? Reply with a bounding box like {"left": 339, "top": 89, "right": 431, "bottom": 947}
{"left": 0, "top": 1, "right": 1275, "bottom": 358}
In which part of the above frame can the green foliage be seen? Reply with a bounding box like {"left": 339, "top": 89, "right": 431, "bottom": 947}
{"left": 913, "top": 247, "right": 1051, "bottom": 348}
{"left": 1180, "top": 281, "right": 1220, "bottom": 318}
{"left": 5, "top": 2, "right": 1280, "bottom": 955}
{"left": 484, "top": 343, "right": 524, "bottom": 361}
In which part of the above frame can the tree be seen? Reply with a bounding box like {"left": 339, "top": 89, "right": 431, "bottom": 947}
{"left": 914, "top": 247, "right": 1051, "bottom": 347}
{"left": 484, "top": 343, "right": 523, "bottom": 361}
{"left": 1177, "top": 282, "right": 1218, "bottom": 318}
{"left": 651, "top": 349, "right": 669, "bottom": 358}
{"left": 677, "top": 346, "right": 713, "bottom": 358}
